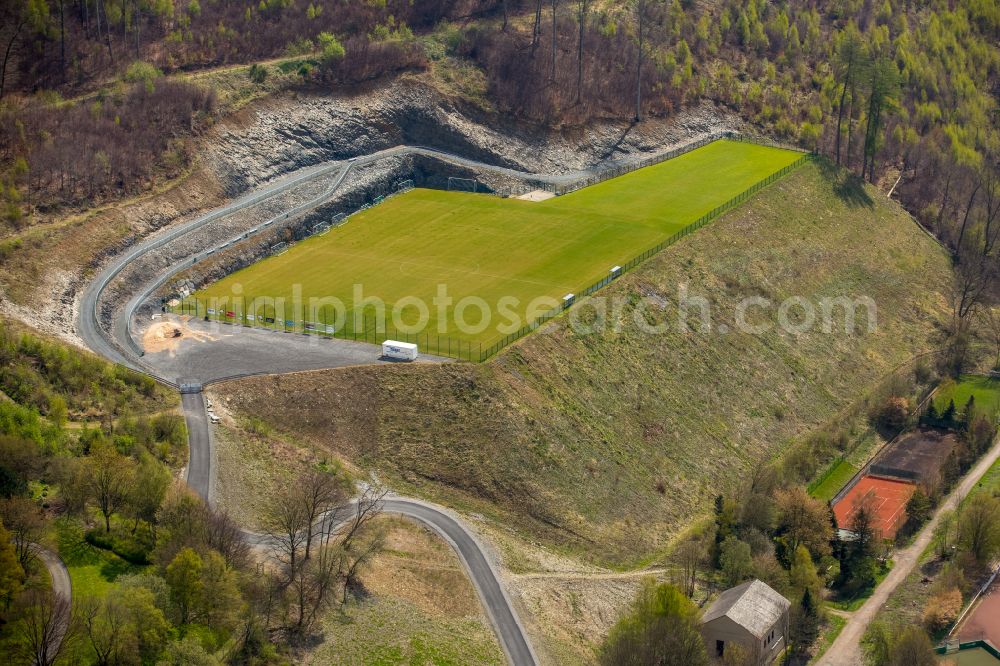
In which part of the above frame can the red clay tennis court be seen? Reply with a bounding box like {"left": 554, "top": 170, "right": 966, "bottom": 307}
{"left": 832, "top": 475, "right": 916, "bottom": 540}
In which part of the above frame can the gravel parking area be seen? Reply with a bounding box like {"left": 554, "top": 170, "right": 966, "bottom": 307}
{"left": 137, "top": 314, "right": 450, "bottom": 384}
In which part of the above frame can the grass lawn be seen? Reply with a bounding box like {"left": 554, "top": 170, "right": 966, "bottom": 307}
{"left": 191, "top": 140, "right": 803, "bottom": 355}
{"left": 809, "top": 458, "right": 859, "bottom": 502}
{"left": 809, "top": 614, "right": 847, "bottom": 665}
{"left": 934, "top": 375, "right": 1000, "bottom": 422}
{"left": 55, "top": 518, "right": 149, "bottom": 598}
{"left": 963, "top": 454, "right": 1000, "bottom": 507}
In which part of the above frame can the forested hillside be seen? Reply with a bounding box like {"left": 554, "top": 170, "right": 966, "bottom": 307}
{"left": 0, "top": 319, "right": 387, "bottom": 664}
{"left": 1, "top": 0, "right": 997, "bottom": 272}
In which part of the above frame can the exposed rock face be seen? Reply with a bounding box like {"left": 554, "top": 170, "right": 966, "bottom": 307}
{"left": 204, "top": 77, "right": 740, "bottom": 195}
{"left": 9, "top": 75, "right": 739, "bottom": 345}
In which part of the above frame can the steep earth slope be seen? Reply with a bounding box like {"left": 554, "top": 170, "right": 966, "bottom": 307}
{"left": 213, "top": 161, "right": 951, "bottom": 567}
{"left": 0, "top": 77, "right": 736, "bottom": 348}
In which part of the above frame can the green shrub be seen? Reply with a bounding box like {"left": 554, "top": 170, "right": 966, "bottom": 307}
{"left": 248, "top": 63, "right": 268, "bottom": 84}
{"left": 84, "top": 528, "right": 151, "bottom": 565}
{"left": 123, "top": 61, "right": 164, "bottom": 92}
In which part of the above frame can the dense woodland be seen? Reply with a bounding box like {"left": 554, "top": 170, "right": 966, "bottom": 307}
{"left": 1, "top": 0, "right": 997, "bottom": 267}
{"left": 0, "top": 320, "right": 390, "bottom": 664}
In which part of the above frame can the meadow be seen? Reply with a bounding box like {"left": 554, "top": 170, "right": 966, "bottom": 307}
{"left": 191, "top": 140, "right": 803, "bottom": 354}
{"left": 934, "top": 375, "right": 1000, "bottom": 422}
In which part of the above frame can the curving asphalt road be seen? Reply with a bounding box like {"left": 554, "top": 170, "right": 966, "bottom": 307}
{"left": 71, "top": 139, "right": 653, "bottom": 665}
{"left": 382, "top": 497, "right": 538, "bottom": 666}
{"left": 74, "top": 131, "right": 767, "bottom": 665}
{"left": 239, "top": 495, "right": 538, "bottom": 666}
{"left": 33, "top": 545, "right": 72, "bottom": 661}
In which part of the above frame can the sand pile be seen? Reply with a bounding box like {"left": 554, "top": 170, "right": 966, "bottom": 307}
{"left": 142, "top": 316, "right": 214, "bottom": 354}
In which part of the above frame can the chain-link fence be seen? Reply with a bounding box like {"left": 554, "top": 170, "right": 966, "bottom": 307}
{"left": 175, "top": 137, "right": 813, "bottom": 362}
{"left": 171, "top": 297, "right": 488, "bottom": 361}
{"left": 477, "top": 150, "right": 814, "bottom": 361}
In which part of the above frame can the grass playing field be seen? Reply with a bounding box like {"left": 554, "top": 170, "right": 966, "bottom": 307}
{"left": 190, "top": 139, "right": 803, "bottom": 355}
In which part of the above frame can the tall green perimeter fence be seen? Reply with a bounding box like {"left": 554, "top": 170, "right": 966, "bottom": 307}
{"left": 172, "top": 146, "right": 814, "bottom": 362}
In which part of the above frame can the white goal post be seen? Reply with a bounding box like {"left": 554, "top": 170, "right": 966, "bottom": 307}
{"left": 447, "top": 177, "right": 479, "bottom": 193}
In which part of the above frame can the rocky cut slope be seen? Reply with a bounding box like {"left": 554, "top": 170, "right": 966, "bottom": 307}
{"left": 1, "top": 76, "right": 737, "bottom": 348}
{"left": 202, "top": 77, "right": 740, "bottom": 195}
{"left": 212, "top": 161, "right": 952, "bottom": 566}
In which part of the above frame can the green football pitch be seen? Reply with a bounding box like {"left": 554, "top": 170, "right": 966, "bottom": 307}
{"left": 189, "top": 139, "right": 803, "bottom": 356}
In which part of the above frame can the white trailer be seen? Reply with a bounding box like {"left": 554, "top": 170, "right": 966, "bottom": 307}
{"left": 381, "top": 340, "right": 418, "bottom": 361}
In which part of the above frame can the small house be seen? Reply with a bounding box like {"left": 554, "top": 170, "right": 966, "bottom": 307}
{"left": 700, "top": 579, "right": 790, "bottom": 665}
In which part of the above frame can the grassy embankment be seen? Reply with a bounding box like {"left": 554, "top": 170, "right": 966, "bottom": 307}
{"left": 935, "top": 375, "right": 1000, "bottom": 419}
{"left": 312, "top": 515, "right": 505, "bottom": 665}
{"left": 213, "top": 161, "right": 952, "bottom": 568}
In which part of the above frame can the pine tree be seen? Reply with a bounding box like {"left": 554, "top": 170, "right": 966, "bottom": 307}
{"left": 790, "top": 587, "right": 821, "bottom": 655}
{"left": 924, "top": 399, "right": 938, "bottom": 424}
{"left": 833, "top": 22, "right": 869, "bottom": 166}
{"left": 943, "top": 398, "right": 957, "bottom": 423}
{"left": 963, "top": 395, "right": 976, "bottom": 425}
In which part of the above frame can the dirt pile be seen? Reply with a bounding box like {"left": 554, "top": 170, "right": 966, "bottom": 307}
{"left": 141, "top": 315, "right": 216, "bottom": 355}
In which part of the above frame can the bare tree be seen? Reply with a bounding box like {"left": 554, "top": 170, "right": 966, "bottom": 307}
{"left": 338, "top": 482, "right": 388, "bottom": 551}
{"left": 951, "top": 244, "right": 995, "bottom": 325}
{"left": 955, "top": 175, "right": 983, "bottom": 252}
{"left": 550, "top": 0, "right": 558, "bottom": 82}
{"left": 0, "top": 13, "right": 25, "bottom": 101}
{"left": 265, "top": 485, "right": 310, "bottom": 575}
{"left": 634, "top": 0, "right": 645, "bottom": 122}
{"left": 0, "top": 497, "right": 45, "bottom": 571}
{"left": 533, "top": 0, "right": 543, "bottom": 46}
{"left": 271, "top": 477, "right": 385, "bottom": 638}
{"left": 672, "top": 539, "right": 706, "bottom": 598}
{"left": 980, "top": 171, "right": 1000, "bottom": 256}
{"left": 78, "top": 595, "right": 131, "bottom": 666}
{"left": 285, "top": 537, "right": 344, "bottom": 636}
{"left": 13, "top": 588, "right": 72, "bottom": 666}
{"left": 232, "top": 567, "right": 279, "bottom": 662}
{"left": 206, "top": 507, "right": 251, "bottom": 570}
{"left": 341, "top": 526, "right": 386, "bottom": 604}
{"left": 980, "top": 307, "right": 1000, "bottom": 370}
{"left": 299, "top": 470, "right": 349, "bottom": 561}
{"left": 576, "top": 0, "right": 587, "bottom": 104}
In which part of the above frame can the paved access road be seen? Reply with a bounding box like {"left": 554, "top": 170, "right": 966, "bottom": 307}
{"left": 72, "top": 140, "right": 619, "bottom": 665}
{"left": 34, "top": 545, "right": 72, "bottom": 661}
{"left": 239, "top": 495, "right": 537, "bottom": 666}
{"left": 381, "top": 497, "right": 538, "bottom": 666}
{"left": 818, "top": 435, "right": 1000, "bottom": 666}
{"left": 182, "top": 391, "right": 213, "bottom": 501}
